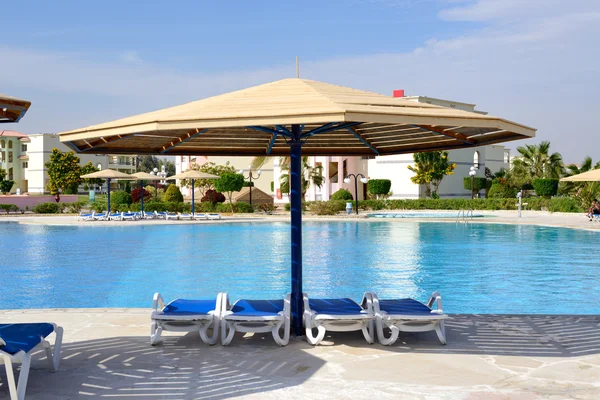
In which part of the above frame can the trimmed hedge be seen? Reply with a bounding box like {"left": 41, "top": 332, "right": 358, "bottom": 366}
{"left": 164, "top": 184, "right": 184, "bottom": 203}
{"left": 281, "top": 197, "right": 582, "bottom": 214}
{"left": 33, "top": 202, "right": 60, "bottom": 214}
{"left": 0, "top": 204, "right": 19, "bottom": 214}
{"left": 330, "top": 189, "right": 353, "bottom": 201}
{"left": 110, "top": 190, "right": 132, "bottom": 206}
{"left": 533, "top": 179, "right": 559, "bottom": 198}
{"left": 368, "top": 179, "right": 391, "bottom": 197}
{"left": 488, "top": 182, "right": 518, "bottom": 199}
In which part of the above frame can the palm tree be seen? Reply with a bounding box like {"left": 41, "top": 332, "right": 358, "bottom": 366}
{"left": 511, "top": 141, "right": 564, "bottom": 183}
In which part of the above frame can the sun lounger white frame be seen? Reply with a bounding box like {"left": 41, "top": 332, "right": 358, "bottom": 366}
{"left": 165, "top": 212, "right": 178, "bottom": 220}
{"left": 143, "top": 211, "right": 156, "bottom": 219}
{"left": 368, "top": 292, "right": 448, "bottom": 345}
{"left": 77, "top": 211, "right": 95, "bottom": 221}
{"left": 178, "top": 212, "right": 194, "bottom": 220}
{"left": 194, "top": 213, "right": 208, "bottom": 220}
{"left": 92, "top": 212, "right": 107, "bottom": 221}
{"left": 207, "top": 213, "right": 221, "bottom": 220}
{"left": 154, "top": 211, "right": 167, "bottom": 220}
{"left": 0, "top": 323, "right": 63, "bottom": 400}
{"left": 107, "top": 212, "right": 122, "bottom": 221}
{"left": 150, "top": 293, "right": 222, "bottom": 346}
{"left": 121, "top": 212, "right": 137, "bottom": 221}
{"left": 302, "top": 293, "right": 375, "bottom": 345}
{"left": 221, "top": 293, "right": 290, "bottom": 346}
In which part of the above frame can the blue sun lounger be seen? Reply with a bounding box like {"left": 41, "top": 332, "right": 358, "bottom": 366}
{"left": 368, "top": 292, "right": 448, "bottom": 345}
{"left": 0, "top": 323, "right": 63, "bottom": 400}
{"left": 150, "top": 293, "right": 222, "bottom": 345}
{"left": 303, "top": 294, "right": 374, "bottom": 345}
{"left": 221, "top": 294, "right": 290, "bottom": 346}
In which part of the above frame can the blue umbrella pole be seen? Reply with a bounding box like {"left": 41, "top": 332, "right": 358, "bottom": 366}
{"left": 289, "top": 124, "right": 303, "bottom": 336}
{"left": 192, "top": 179, "right": 195, "bottom": 215}
{"left": 107, "top": 178, "right": 111, "bottom": 213}
{"left": 141, "top": 180, "right": 145, "bottom": 214}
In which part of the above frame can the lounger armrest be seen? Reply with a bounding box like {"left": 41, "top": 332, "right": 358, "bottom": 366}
{"left": 152, "top": 292, "right": 165, "bottom": 311}
{"left": 221, "top": 293, "right": 231, "bottom": 314}
{"left": 427, "top": 291, "right": 443, "bottom": 312}
{"left": 360, "top": 292, "right": 374, "bottom": 316}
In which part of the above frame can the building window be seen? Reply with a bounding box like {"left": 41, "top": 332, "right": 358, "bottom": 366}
{"left": 0, "top": 140, "right": 5, "bottom": 149}
{"left": 8, "top": 141, "right": 12, "bottom": 149}
{"left": 473, "top": 151, "right": 480, "bottom": 169}
{"left": 21, "top": 144, "right": 27, "bottom": 152}
{"left": 8, "top": 151, "right": 12, "bottom": 163}
{"left": 22, "top": 162, "right": 28, "bottom": 168}
{"left": 8, "top": 168, "right": 13, "bottom": 180}
{"left": 343, "top": 159, "right": 348, "bottom": 179}
{"left": 328, "top": 162, "right": 338, "bottom": 183}
{"left": 504, "top": 150, "right": 510, "bottom": 164}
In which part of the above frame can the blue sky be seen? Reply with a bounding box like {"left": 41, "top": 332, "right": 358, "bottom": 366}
{"left": 2, "top": 0, "right": 599, "bottom": 162}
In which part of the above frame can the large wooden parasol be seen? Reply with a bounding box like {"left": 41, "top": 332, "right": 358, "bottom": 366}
{"left": 62, "top": 78, "right": 536, "bottom": 335}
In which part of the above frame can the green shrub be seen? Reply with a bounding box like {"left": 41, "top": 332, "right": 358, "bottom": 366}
{"left": 488, "top": 182, "right": 518, "bottom": 199}
{"left": 309, "top": 202, "right": 339, "bottom": 215}
{"left": 0, "top": 204, "right": 18, "bottom": 214}
{"left": 358, "top": 200, "right": 387, "bottom": 210}
{"left": 90, "top": 202, "right": 107, "bottom": 213}
{"left": 368, "top": 179, "right": 391, "bottom": 198}
{"left": 533, "top": 179, "right": 559, "bottom": 198}
{"left": 65, "top": 201, "right": 87, "bottom": 213}
{"left": 194, "top": 202, "right": 216, "bottom": 213}
{"left": 0, "top": 180, "right": 14, "bottom": 194}
{"left": 33, "top": 202, "right": 60, "bottom": 214}
{"left": 110, "top": 190, "right": 132, "bottom": 206}
{"left": 214, "top": 202, "right": 254, "bottom": 213}
{"left": 164, "top": 184, "right": 184, "bottom": 203}
{"left": 331, "top": 189, "right": 353, "bottom": 201}
{"left": 463, "top": 177, "right": 488, "bottom": 192}
{"left": 547, "top": 197, "right": 582, "bottom": 212}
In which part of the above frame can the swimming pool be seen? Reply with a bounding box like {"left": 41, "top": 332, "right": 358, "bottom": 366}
{"left": 1, "top": 221, "right": 598, "bottom": 314}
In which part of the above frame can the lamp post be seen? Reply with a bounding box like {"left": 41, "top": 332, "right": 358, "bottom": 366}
{"left": 469, "top": 166, "right": 477, "bottom": 200}
{"left": 343, "top": 173, "right": 369, "bottom": 215}
{"left": 239, "top": 167, "right": 262, "bottom": 206}
{"left": 150, "top": 168, "right": 159, "bottom": 200}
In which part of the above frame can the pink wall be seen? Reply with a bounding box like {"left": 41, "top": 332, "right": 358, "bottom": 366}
{"left": 0, "top": 195, "right": 78, "bottom": 209}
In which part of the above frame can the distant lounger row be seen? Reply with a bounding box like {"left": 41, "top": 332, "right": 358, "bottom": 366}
{"left": 78, "top": 211, "right": 221, "bottom": 221}
{"left": 151, "top": 292, "right": 448, "bottom": 347}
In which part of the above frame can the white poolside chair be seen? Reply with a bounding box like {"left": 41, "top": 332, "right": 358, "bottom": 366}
{"left": 165, "top": 212, "right": 178, "bottom": 220}
{"left": 194, "top": 213, "right": 208, "bottom": 220}
{"left": 121, "top": 212, "right": 137, "bottom": 221}
{"left": 0, "top": 323, "right": 63, "bottom": 400}
{"left": 368, "top": 292, "right": 448, "bottom": 345}
{"left": 178, "top": 212, "right": 194, "bottom": 220}
{"left": 107, "top": 212, "right": 122, "bottom": 221}
{"left": 150, "top": 293, "right": 222, "bottom": 346}
{"left": 143, "top": 211, "right": 156, "bottom": 219}
{"left": 221, "top": 293, "right": 290, "bottom": 346}
{"left": 77, "top": 211, "right": 95, "bottom": 221}
{"left": 207, "top": 213, "right": 221, "bottom": 220}
{"left": 92, "top": 212, "right": 108, "bottom": 221}
{"left": 303, "top": 293, "right": 374, "bottom": 345}
{"left": 154, "top": 211, "right": 167, "bottom": 220}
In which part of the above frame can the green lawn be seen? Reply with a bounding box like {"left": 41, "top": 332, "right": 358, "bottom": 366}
{"left": 78, "top": 194, "right": 108, "bottom": 204}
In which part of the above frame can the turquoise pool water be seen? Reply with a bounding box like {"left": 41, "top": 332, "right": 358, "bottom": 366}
{"left": 368, "top": 212, "right": 484, "bottom": 218}
{"left": 1, "top": 221, "right": 598, "bottom": 314}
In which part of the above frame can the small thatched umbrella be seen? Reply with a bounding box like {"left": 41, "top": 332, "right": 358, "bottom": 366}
{"left": 0, "top": 94, "right": 31, "bottom": 123}
{"left": 167, "top": 170, "right": 219, "bottom": 214}
{"left": 80, "top": 169, "right": 134, "bottom": 212}
{"left": 62, "top": 78, "right": 536, "bottom": 335}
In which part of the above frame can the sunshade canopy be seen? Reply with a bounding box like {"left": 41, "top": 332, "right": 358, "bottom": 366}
{"left": 129, "top": 171, "right": 165, "bottom": 180}
{"left": 80, "top": 169, "right": 134, "bottom": 179}
{"left": 560, "top": 169, "right": 600, "bottom": 182}
{"left": 62, "top": 77, "right": 536, "bottom": 337}
{"left": 0, "top": 94, "right": 31, "bottom": 123}
{"left": 167, "top": 170, "right": 219, "bottom": 180}
{"left": 60, "top": 78, "right": 535, "bottom": 156}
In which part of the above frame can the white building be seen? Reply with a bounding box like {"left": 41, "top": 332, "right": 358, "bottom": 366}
{"left": 3, "top": 132, "right": 137, "bottom": 194}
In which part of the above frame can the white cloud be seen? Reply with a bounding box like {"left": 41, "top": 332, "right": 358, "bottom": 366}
{"left": 119, "top": 50, "right": 144, "bottom": 65}
{"left": 2, "top": 0, "right": 599, "bottom": 163}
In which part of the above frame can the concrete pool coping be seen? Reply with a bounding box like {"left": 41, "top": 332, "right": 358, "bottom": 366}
{"left": 1, "top": 309, "right": 599, "bottom": 399}
{"left": 2, "top": 212, "right": 599, "bottom": 398}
